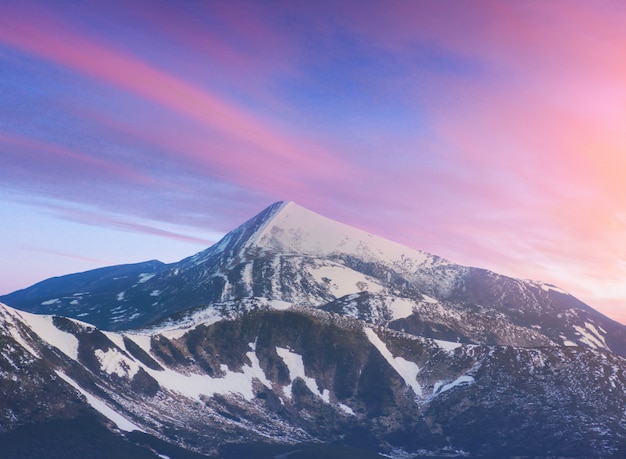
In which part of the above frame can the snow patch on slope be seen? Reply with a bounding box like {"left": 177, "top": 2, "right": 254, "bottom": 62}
{"left": 309, "top": 264, "right": 384, "bottom": 297}
{"left": 276, "top": 346, "right": 330, "bottom": 402}
{"left": 434, "top": 339, "right": 463, "bottom": 352}
{"left": 364, "top": 328, "right": 422, "bottom": 396}
{"left": 527, "top": 280, "right": 569, "bottom": 295}
{"left": 144, "top": 342, "right": 271, "bottom": 401}
{"left": 55, "top": 370, "right": 143, "bottom": 432}
{"left": 387, "top": 297, "right": 417, "bottom": 320}
{"left": 21, "top": 313, "right": 79, "bottom": 360}
{"left": 433, "top": 375, "right": 475, "bottom": 396}
{"left": 0, "top": 305, "right": 41, "bottom": 358}
{"left": 95, "top": 348, "right": 140, "bottom": 378}
{"left": 574, "top": 323, "right": 608, "bottom": 349}
{"left": 138, "top": 273, "right": 155, "bottom": 283}
{"left": 41, "top": 298, "right": 60, "bottom": 306}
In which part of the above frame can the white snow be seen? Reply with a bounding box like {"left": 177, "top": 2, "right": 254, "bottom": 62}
{"left": 240, "top": 262, "right": 253, "bottom": 296}
{"left": 574, "top": 323, "right": 608, "bottom": 349}
{"left": 387, "top": 297, "right": 416, "bottom": 320}
{"left": 20, "top": 312, "right": 79, "bottom": 360}
{"left": 0, "top": 306, "right": 41, "bottom": 358}
{"left": 95, "top": 348, "right": 140, "bottom": 378}
{"left": 248, "top": 202, "right": 441, "bottom": 276}
{"left": 584, "top": 322, "right": 607, "bottom": 346}
{"left": 434, "top": 339, "right": 463, "bottom": 352}
{"left": 144, "top": 308, "right": 229, "bottom": 340}
{"left": 338, "top": 403, "right": 355, "bottom": 416}
{"left": 527, "top": 280, "right": 569, "bottom": 295}
{"left": 102, "top": 331, "right": 126, "bottom": 349}
{"left": 142, "top": 298, "right": 296, "bottom": 340}
{"left": 363, "top": 328, "right": 422, "bottom": 396}
{"left": 268, "top": 299, "right": 293, "bottom": 311}
{"left": 433, "top": 375, "right": 475, "bottom": 395}
{"left": 308, "top": 264, "right": 384, "bottom": 298}
{"left": 421, "top": 294, "right": 438, "bottom": 304}
{"left": 138, "top": 273, "right": 155, "bottom": 283}
{"left": 41, "top": 298, "right": 60, "bottom": 306}
{"left": 144, "top": 342, "right": 270, "bottom": 401}
{"left": 125, "top": 333, "right": 152, "bottom": 354}
{"left": 9, "top": 329, "right": 40, "bottom": 358}
{"left": 276, "top": 346, "right": 330, "bottom": 402}
{"left": 55, "top": 370, "right": 143, "bottom": 432}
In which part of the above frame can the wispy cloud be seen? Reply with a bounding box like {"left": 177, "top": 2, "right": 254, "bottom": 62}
{"left": 21, "top": 246, "right": 110, "bottom": 265}
{"left": 1, "top": 1, "right": 625, "bottom": 322}
{"left": 0, "top": 5, "right": 357, "bottom": 193}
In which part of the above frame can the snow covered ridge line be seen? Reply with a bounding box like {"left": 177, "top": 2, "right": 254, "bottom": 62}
{"left": 1, "top": 303, "right": 80, "bottom": 360}
{"left": 245, "top": 200, "right": 292, "bottom": 249}
{"left": 245, "top": 201, "right": 444, "bottom": 270}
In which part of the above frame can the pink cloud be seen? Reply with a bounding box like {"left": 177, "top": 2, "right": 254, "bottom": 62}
{"left": 0, "top": 131, "right": 154, "bottom": 186}
{"left": 21, "top": 246, "right": 110, "bottom": 265}
{"left": 0, "top": 6, "right": 357, "bottom": 198}
{"left": 2, "top": 1, "right": 625, "bottom": 322}
{"left": 35, "top": 200, "right": 217, "bottom": 247}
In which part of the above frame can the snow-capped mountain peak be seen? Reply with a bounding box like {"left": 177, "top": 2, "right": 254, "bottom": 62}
{"left": 246, "top": 201, "right": 442, "bottom": 271}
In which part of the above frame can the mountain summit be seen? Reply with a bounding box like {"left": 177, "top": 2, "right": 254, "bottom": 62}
{"left": 2, "top": 201, "right": 626, "bottom": 457}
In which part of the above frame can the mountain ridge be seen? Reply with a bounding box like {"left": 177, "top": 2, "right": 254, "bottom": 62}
{"left": 1, "top": 201, "right": 626, "bottom": 457}
{"left": 2, "top": 200, "right": 625, "bottom": 357}
{"left": 1, "top": 299, "right": 626, "bottom": 458}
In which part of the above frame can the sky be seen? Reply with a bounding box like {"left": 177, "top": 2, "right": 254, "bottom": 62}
{"left": 1, "top": 0, "right": 626, "bottom": 324}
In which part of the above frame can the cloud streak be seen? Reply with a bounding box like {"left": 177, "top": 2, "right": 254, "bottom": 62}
{"left": 1, "top": 0, "right": 625, "bottom": 323}
{"left": 0, "top": 5, "right": 356, "bottom": 194}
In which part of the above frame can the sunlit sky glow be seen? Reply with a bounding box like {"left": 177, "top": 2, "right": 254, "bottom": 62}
{"left": 1, "top": 0, "right": 626, "bottom": 324}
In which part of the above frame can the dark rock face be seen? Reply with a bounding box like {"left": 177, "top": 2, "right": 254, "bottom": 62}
{"left": 1, "top": 201, "right": 626, "bottom": 457}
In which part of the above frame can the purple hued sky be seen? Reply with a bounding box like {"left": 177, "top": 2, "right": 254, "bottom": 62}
{"left": 2, "top": 1, "right": 626, "bottom": 324}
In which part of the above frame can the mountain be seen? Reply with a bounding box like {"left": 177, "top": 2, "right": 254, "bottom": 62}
{"left": 1, "top": 201, "right": 626, "bottom": 458}
{"left": 2, "top": 301, "right": 626, "bottom": 458}
{"left": 4, "top": 201, "right": 626, "bottom": 355}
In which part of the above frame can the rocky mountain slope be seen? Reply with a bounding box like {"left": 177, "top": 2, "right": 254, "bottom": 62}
{"left": 2, "top": 302, "right": 626, "bottom": 458}
{"left": 2, "top": 201, "right": 626, "bottom": 457}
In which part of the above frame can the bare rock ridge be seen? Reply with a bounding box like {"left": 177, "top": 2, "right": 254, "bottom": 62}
{"left": 1, "top": 201, "right": 626, "bottom": 458}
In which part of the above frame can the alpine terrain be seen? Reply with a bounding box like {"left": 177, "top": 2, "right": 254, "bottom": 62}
{"left": 1, "top": 201, "right": 626, "bottom": 458}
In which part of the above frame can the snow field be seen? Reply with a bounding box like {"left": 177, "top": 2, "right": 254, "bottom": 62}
{"left": 136, "top": 341, "right": 272, "bottom": 402}
{"left": 364, "top": 327, "right": 422, "bottom": 396}
{"left": 250, "top": 202, "right": 438, "bottom": 274}
{"left": 276, "top": 346, "right": 330, "bottom": 402}
{"left": 308, "top": 264, "right": 384, "bottom": 298}
{"left": 432, "top": 375, "right": 475, "bottom": 396}
{"left": 55, "top": 370, "right": 144, "bottom": 432}
{"left": 19, "top": 312, "right": 79, "bottom": 360}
